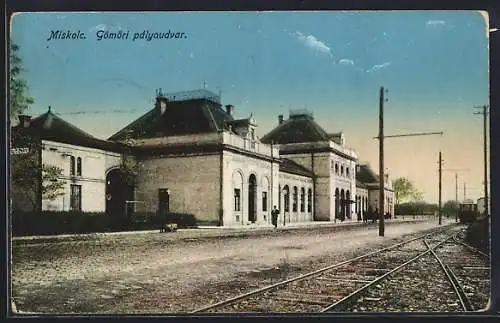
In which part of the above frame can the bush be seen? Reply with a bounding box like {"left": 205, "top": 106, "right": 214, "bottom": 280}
{"left": 12, "top": 211, "right": 117, "bottom": 236}
{"left": 11, "top": 210, "right": 199, "bottom": 236}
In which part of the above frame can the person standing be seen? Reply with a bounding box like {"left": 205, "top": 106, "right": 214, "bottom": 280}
{"left": 271, "top": 206, "right": 279, "bottom": 228}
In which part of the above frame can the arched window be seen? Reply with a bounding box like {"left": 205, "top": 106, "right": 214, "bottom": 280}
{"left": 307, "top": 188, "right": 312, "bottom": 213}
{"left": 300, "top": 187, "right": 305, "bottom": 212}
{"left": 341, "top": 165, "right": 344, "bottom": 176}
{"left": 292, "top": 186, "right": 298, "bottom": 212}
{"left": 283, "top": 185, "right": 290, "bottom": 212}
{"left": 70, "top": 156, "right": 75, "bottom": 176}
{"left": 346, "top": 167, "right": 350, "bottom": 178}
{"left": 77, "top": 157, "right": 82, "bottom": 176}
{"left": 335, "top": 163, "right": 339, "bottom": 174}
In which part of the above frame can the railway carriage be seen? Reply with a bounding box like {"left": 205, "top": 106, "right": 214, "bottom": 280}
{"left": 458, "top": 200, "right": 478, "bottom": 224}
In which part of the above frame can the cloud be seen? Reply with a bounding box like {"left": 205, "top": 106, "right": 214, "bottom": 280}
{"left": 295, "top": 31, "right": 333, "bottom": 57}
{"left": 339, "top": 58, "right": 354, "bottom": 66}
{"left": 366, "top": 61, "right": 392, "bottom": 73}
{"left": 426, "top": 20, "right": 446, "bottom": 29}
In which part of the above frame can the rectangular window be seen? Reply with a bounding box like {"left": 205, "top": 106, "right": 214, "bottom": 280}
{"left": 70, "top": 184, "right": 82, "bottom": 211}
{"left": 234, "top": 189, "right": 241, "bottom": 211}
{"left": 262, "top": 191, "right": 268, "bottom": 212}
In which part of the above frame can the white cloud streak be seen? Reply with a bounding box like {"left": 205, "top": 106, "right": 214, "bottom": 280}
{"left": 339, "top": 58, "right": 354, "bottom": 65}
{"left": 295, "top": 31, "right": 333, "bottom": 57}
{"left": 366, "top": 61, "right": 392, "bottom": 73}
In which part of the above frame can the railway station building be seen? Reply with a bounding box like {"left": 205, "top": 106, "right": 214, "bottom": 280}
{"left": 11, "top": 88, "right": 395, "bottom": 227}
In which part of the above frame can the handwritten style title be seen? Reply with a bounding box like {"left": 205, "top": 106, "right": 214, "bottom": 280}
{"left": 46, "top": 29, "right": 188, "bottom": 42}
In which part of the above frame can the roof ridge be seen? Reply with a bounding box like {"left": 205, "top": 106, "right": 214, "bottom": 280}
{"left": 260, "top": 118, "right": 291, "bottom": 142}
{"left": 204, "top": 103, "right": 220, "bottom": 132}
{"left": 108, "top": 107, "right": 155, "bottom": 140}
{"left": 305, "top": 117, "right": 330, "bottom": 140}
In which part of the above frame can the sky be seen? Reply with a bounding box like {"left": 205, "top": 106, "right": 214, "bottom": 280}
{"left": 10, "top": 11, "right": 490, "bottom": 203}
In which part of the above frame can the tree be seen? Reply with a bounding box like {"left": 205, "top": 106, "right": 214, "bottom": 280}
{"left": 392, "top": 177, "right": 424, "bottom": 204}
{"left": 443, "top": 200, "right": 459, "bottom": 217}
{"left": 119, "top": 153, "right": 141, "bottom": 186}
{"left": 10, "top": 43, "right": 34, "bottom": 122}
{"left": 10, "top": 43, "right": 65, "bottom": 210}
{"left": 41, "top": 164, "right": 66, "bottom": 200}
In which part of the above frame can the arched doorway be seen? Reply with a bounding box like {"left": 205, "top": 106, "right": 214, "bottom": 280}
{"left": 106, "top": 169, "right": 134, "bottom": 223}
{"left": 248, "top": 174, "right": 257, "bottom": 223}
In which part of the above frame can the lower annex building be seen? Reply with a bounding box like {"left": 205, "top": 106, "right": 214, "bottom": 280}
{"left": 11, "top": 89, "right": 394, "bottom": 227}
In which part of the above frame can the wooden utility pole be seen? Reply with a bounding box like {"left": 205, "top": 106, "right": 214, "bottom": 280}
{"left": 378, "top": 87, "right": 385, "bottom": 237}
{"left": 455, "top": 173, "right": 458, "bottom": 222}
{"left": 374, "top": 86, "right": 443, "bottom": 236}
{"left": 464, "top": 182, "right": 466, "bottom": 200}
{"left": 474, "top": 105, "right": 489, "bottom": 217}
{"left": 438, "top": 152, "right": 443, "bottom": 225}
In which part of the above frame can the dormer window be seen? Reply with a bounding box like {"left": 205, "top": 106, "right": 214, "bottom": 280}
{"left": 250, "top": 128, "right": 255, "bottom": 140}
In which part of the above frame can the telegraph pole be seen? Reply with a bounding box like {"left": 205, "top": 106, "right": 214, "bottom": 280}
{"left": 441, "top": 168, "right": 470, "bottom": 222}
{"left": 473, "top": 105, "right": 489, "bottom": 217}
{"left": 378, "top": 87, "right": 385, "bottom": 237}
{"left": 455, "top": 173, "right": 458, "bottom": 222}
{"left": 463, "top": 182, "right": 466, "bottom": 200}
{"left": 374, "top": 86, "right": 443, "bottom": 237}
{"left": 438, "top": 152, "right": 443, "bottom": 225}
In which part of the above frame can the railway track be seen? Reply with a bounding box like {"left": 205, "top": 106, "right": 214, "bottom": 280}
{"left": 425, "top": 233, "right": 490, "bottom": 312}
{"left": 191, "top": 226, "right": 459, "bottom": 313}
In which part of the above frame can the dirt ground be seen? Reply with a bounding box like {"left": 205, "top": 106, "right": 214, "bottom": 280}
{"left": 11, "top": 219, "right": 456, "bottom": 314}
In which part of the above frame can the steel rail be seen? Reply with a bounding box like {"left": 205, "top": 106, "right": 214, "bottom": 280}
{"left": 320, "top": 234, "right": 453, "bottom": 312}
{"left": 452, "top": 235, "right": 489, "bottom": 259}
{"left": 423, "top": 237, "right": 474, "bottom": 312}
{"left": 191, "top": 226, "right": 454, "bottom": 313}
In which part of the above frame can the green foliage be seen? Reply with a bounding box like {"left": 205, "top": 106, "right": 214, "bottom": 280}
{"left": 443, "top": 200, "right": 459, "bottom": 214}
{"left": 10, "top": 43, "right": 34, "bottom": 122}
{"left": 392, "top": 177, "right": 424, "bottom": 204}
{"left": 395, "top": 202, "right": 438, "bottom": 216}
{"left": 41, "top": 164, "right": 66, "bottom": 200}
{"left": 119, "top": 148, "right": 141, "bottom": 186}
{"left": 11, "top": 132, "right": 66, "bottom": 206}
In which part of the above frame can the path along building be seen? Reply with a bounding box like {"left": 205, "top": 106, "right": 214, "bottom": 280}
{"left": 11, "top": 89, "right": 394, "bottom": 227}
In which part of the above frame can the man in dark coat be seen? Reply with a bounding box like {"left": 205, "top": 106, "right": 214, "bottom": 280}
{"left": 271, "top": 206, "right": 279, "bottom": 228}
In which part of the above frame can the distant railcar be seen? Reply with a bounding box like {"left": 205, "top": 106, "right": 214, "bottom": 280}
{"left": 458, "top": 200, "right": 478, "bottom": 224}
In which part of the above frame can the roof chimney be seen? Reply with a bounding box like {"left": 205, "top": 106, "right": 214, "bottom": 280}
{"left": 18, "top": 115, "right": 32, "bottom": 128}
{"left": 225, "top": 104, "right": 234, "bottom": 116}
{"left": 155, "top": 92, "right": 168, "bottom": 115}
{"left": 278, "top": 115, "right": 284, "bottom": 124}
